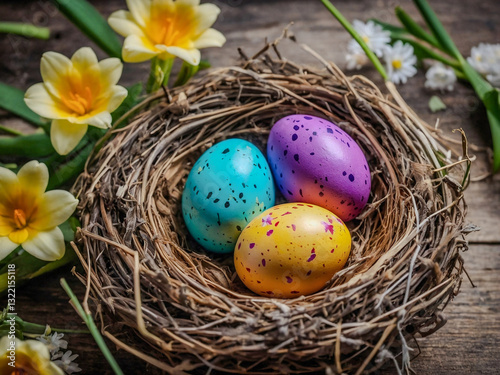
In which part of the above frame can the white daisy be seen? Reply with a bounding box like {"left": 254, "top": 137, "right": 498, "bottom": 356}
{"left": 424, "top": 62, "right": 457, "bottom": 91}
{"left": 383, "top": 41, "right": 417, "bottom": 84}
{"left": 53, "top": 350, "right": 82, "bottom": 374}
{"left": 37, "top": 332, "right": 68, "bottom": 356}
{"left": 345, "top": 44, "right": 370, "bottom": 70}
{"left": 347, "top": 20, "right": 391, "bottom": 58}
{"left": 467, "top": 43, "right": 500, "bottom": 88}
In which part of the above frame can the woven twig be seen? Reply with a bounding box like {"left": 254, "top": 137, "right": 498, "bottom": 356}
{"left": 73, "top": 46, "right": 470, "bottom": 374}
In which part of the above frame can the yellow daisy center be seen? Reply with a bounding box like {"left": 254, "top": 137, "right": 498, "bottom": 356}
{"left": 362, "top": 35, "right": 370, "bottom": 43}
{"left": 392, "top": 59, "right": 403, "bottom": 70}
{"left": 147, "top": 5, "right": 198, "bottom": 48}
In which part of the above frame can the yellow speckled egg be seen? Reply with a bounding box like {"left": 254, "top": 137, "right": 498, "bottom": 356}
{"left": 234, "top": 203, "right": 351, "bottom": 298}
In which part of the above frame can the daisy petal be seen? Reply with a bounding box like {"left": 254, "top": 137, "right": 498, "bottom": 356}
{"left": 30, "top": 190, "right": 78, "bottom": 231}
{"left": 193, "top": 28, "right": 226, "bottom": 49}
{"left": 22, "top": 226, "right": 65, "bottom": 261}
{"left": 0, "top": 237, "right": 18, "bottom": 261}
{"left": 50, "top": 119, "right": 88, "bottom": 155}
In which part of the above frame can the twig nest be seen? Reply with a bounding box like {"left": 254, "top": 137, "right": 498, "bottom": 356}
{"left": 74, "top": 50, "right": 469, "bottom": 374}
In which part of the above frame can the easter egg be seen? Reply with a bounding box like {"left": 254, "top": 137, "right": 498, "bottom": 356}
{"left": 182, "top": 138, "right": 275, "bottom": 253}
{"left": 267, "top": 114, "right": 371, "bottom": 222}
{"left": 234, "top": 203, "right": 351, "bottom": 298}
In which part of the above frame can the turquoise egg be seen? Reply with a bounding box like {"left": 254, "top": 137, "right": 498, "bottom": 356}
{"left": 182, "top": 139, "right": 275, "bottom": 253}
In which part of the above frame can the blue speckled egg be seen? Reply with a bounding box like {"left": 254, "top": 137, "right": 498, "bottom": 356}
{"left": 182, "top": 139, "right": 276, "bottom": 253}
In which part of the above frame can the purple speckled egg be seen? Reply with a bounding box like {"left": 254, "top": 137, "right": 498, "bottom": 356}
{"left": 267, "top": 114, "right": 371, "bottom": 222}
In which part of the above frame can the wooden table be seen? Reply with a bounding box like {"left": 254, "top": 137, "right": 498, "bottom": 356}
{"left": 1, "top": 0, "right": 499, "bottom": 373}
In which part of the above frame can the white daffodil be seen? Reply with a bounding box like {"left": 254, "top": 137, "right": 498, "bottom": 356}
{"left": 347, "top": 20, "right": 391, "bottom": 58}
{"left": 0, "top": 336, "right": 64, "bottom": 375}
{"left": 384, "top": 41, "right": 417, "bottom": 84}
{"left": 108, "top": 0, "right": 226, "bottom": 65}
{"left": 0, "top": 161, "right": 78, "bottom": 261}
{"left": 24, "top": 47, "right": 127, "bottom": 155}
{"left": 425, "top": 62, "right": 457, "bottom": 91}
{"left": 467, "top": 43, "right": 500, "bottom": 88}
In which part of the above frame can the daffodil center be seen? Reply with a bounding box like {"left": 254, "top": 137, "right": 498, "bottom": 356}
{"left": 13, "top": 209, "right": 27, "bottom": 229}
{"left": 392, "top": 59, "right": 403, "bottom": 70}
{"left": 61, "top": 85, "right": 93, "bottom": 116}
{"left": 148, "top": 7, "right": 197, "bottom": 48}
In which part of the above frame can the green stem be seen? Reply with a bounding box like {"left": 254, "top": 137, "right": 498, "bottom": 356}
{"left": 320, "top": 0, "right": 388, "bottom": 80}
{"left": 0, "top": 22, "right": 50, "bottom": 39}
{"left": 22, "top": 321, "right": 89, "bottom": 335}
{"left": 0, "top": 124, "right": 24, "bottom": 136}
{"left": 60, "top": 278, "right": 124, "bottom": 375}
{"left": 146, "top": 57, "right": 175, "bottom": 93}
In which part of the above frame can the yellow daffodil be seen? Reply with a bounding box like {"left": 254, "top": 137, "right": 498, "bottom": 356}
{"left": 108, "top": 0, "right": 226, "bottom": 65}
{"left": 0, "top": 336, "right": 64, "bottom": 375}
{"left": 24, "top": 47, "right": 127, "bottom": 155}
{"left": 0, "top": 161, "right": 78, "bottom": 261}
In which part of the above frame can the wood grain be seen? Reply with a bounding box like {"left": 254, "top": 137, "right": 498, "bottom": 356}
{"left": 1, "top": 0, "right": 499, "bottom": 373}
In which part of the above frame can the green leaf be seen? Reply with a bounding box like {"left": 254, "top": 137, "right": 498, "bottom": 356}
{"left": 429, "top": 95, "right": 447, "bottom": 112}
{"left": 370, "top": 19, "right": 409, "bottom": 36}
{"left": 51, "top": 0, "right": 122, "bottom": 58}
{"left": 484, "top": 90, "right": 500, "bottom": 172}
{"left": 395, "top": 7, "right": 440, "bottom": 49}
{"left": 394, "top": 36, "right": 460, "bottom": 69}
{"left": 0, "top": 22, "right": 50, "bottom": 39}
{"left": 174, "top": 61, "right": 200, "bottom": 87}
{"left": 0, "top": 83, "right": 46, "bottom": 127}
{"left": 413, "top": 0, "right": 462, "bottom": 58}
{"left": 111, "top": 83, "right": 143, "bottom": 124}
{"left": 47, "top": 141, "right": 94, "bottom": 189}
{"left": 0, "top": 133, "right": 54, "bottom": 157}
{"left": 59, "top": 220, "right": 76, "bottom": 242}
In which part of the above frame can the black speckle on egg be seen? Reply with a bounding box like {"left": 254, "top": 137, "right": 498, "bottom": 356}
{"left": 292, "top": 134, "right": 298, "bottom": 141}
{"left": 293, "top": 125, "right": 299, "bottom": 130}
{"left": 299, "top": 189, "right": 303, "bottom": 197}
{"left": 327, "top": 128, "right": 333, "bottom": 134}
{"left": 206, "top": 192, "right": 212, "bottom": 199}
{"left": 287, "top": 190, "right": 293, "bottom": 196}
{"left": 310, "top": 152, "right": 315, "bottom": 155}
{"left": 284, "top": 150, "right": 288, "bottom": 156}
{"left": 213, "top": 198, "right": 220, "bottom": 203}
{"left": 304, "top": 116, "right": 313, "bottom": 120}
{"left": 342, "top": 171, "right": 347, "bottom": 176}
{"left": 236, "top": 225, "right": 242, "bottom": 231}
{"left": 294, "top": 154, "right": 299, "bottom": 162}
{"left": 224, "top": 201, "right": 230, "bottom": 208}
{"left": 319, "top": 192, "right": 324, "bottom": 197}
{"left": 349, "top": 174, "right": 355, "bottom": 182}
{"left": 222, "top": 148, "right": 230, "bottom": 154}
{"left": 239, "top": 192, "right": 244, "bottom": 198}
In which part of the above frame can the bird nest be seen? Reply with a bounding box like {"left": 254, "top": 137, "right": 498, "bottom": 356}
{"left": 73, "top": 44, "right": 470, "bottom": 374}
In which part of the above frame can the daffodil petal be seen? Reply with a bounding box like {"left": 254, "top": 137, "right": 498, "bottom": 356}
{"left": 126, "top": 0, "right": 151, "bottom": 28}
{"left": 108, "top": 10, "right": 146, "bottom": 38}
{"left": 9, "top": 228, "right": 29, "bottom": 244}
{"left": 122, "top": 34, "right": 160, "bottom": 63}
{"left": 98, "top": 57, "right": 124, "bottom": 88}
{"left": 0, "top": 166, "right": 18, "bottom": 206}
{"left": 17, "top": 160, "right": 49, "bottom": 197}
{"left": 194, "top": 3, "right": 221, "bottom": 32}
{"left": 193, "top": 28, "right": 226, "bottom": 49}
{"left": 30, "top": 190, "right": 78, "bottom": 231}
{"left": 0, "top": 216, "right": 13, "bottom": 237}
{"left": 24, "top": 83, "right": 68, "bottom": 119}
{"left": 0, "top": 237, "right": 18, "bottom": 261}
{"left": 22, "top": 226, "right": 65, "bottom": 261}
{"left": 105, "top": 85, "right": 128, "bottom": 113}
{"left": 50, "top": 119, "right": 88, "bottom": 155}
{"left": 177, "top": 0, "right": 200, "bottom": 6}
{"left": 163, "top": 46, "right": 200, "bottom": 66}
{"left": 40, "top": 51, "right": 72, "bottom": 98}
{"left": 85, "top": 111, "right": 112, "bottom": 129}
{"left": 71, "top": 47, "right": 99, "bottom": 72}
